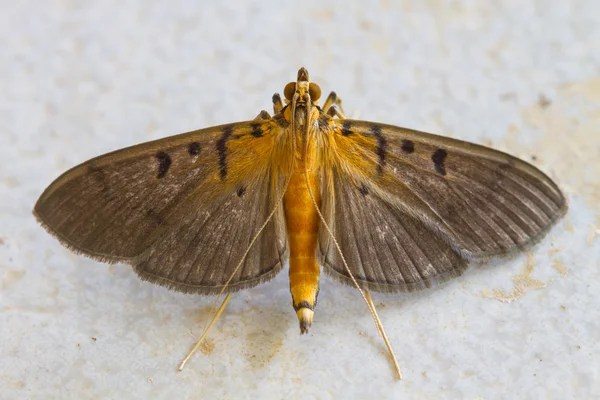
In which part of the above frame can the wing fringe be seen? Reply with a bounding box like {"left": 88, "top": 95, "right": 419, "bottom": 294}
{"left": 33, "top": 208, "right": 132, "bottom": 264}
{"left": 132, "top": 259, "right": 285, "bottom": 295}
{"left": 322, "top": 258, "right": 468, "bottom": 293}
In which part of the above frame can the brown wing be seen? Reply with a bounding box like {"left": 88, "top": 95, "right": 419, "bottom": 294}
{"left": 320, "top": 171, "right": 468, "bottom": 292}
{"left": 318, "top": 118, "right": 567, "bottom": 292}
{"left": 34, "top": 120, "right": 290, "bottom": 294}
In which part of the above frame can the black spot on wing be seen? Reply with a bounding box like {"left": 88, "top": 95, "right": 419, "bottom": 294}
{"left": 432, "top": 149, "right": 447, "bottom": 176}
{"left": 145, "top": 208, "right": 165, "bottom": 225}
{"left": 250, "top": 123, "right": 263, "bottom": 138}
{"left": 370, "top": 125, "right": 388, "bottom": 174}
{"left": 188, "top": 142, "right": 201, "bottom": 156}
{"left": 341, "top": 120, "right": 352, "bottom": 136}
{"left": 87, "top": 164, "right": 108, "bottom": 188}
{"left": 236, "top": 186, "right": 246, "bottom": 197}
{"left": 358, "top": 184, "right": 369, "bottom": 196}
{"left": 216, "top": 125, "right": 234, "bottom": 180}
{"left": 155, "top": 152, "right": 171, "bottom": 178}
{"left": 401, "top": 139, "right": 414, "bottom": 154}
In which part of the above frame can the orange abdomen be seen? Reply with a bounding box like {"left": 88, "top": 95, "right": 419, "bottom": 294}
{"left": 283, "top": 168, "right": 321, "bottom": 332}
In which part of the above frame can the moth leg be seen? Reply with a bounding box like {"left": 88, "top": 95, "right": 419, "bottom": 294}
{"left": 178, "top": 293, "right": 233, "bottom": 371}
{"left": 272, "top": 93, "right": 284, "bottom": 114}
{"left": 254, "top": 110, "right": 271, "bottom": 120}
{"left": 326, "top": 105, "right": 346, "bottom": 119}
{"left": 322, "top": 91, "right": 345, "bottom": 115}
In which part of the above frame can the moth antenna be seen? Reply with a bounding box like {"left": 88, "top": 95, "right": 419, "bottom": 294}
{"left": 179, "top": 92, "right": 299, "bottom": 371}
{"left": 302, "top": 106, "right": 402, "bottom": 380}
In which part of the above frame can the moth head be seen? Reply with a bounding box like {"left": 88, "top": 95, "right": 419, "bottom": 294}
{"left": 283, "top": 67, "right": 322, "bottom": 104}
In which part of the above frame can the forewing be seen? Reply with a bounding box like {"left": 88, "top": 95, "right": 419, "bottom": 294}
{"left": 35, "top": 119, "right": 290, "bottom": 293}
{"left": 318, "top": 118, "right": 566, "bottom": 292}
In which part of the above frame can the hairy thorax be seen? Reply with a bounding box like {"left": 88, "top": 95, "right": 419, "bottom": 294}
{"left": 285, "top": 105, "right": 322, "bottom": 173}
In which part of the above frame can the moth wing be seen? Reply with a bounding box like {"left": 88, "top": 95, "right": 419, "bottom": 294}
{"left": 319, "top": 170, "right": 468, "bottom": 292}
{"left": 132, "top": 162, "right": 288, "bottom": 294}
{"left": 318, "top": 119, "right": 567, "bottom": 292}
{"left": 35, "top": 120, "right": 290, "bottom": 294}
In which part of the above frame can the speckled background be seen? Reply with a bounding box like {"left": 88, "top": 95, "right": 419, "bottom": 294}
{"left": 1, "top": 1, "right": 599, "bottom": 399}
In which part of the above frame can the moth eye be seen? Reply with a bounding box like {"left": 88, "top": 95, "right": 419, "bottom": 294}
{"left": 284, "top": 82, "right": 296, "bottom": 101}
{"left": 309, "top": 82, "right": 321, "bottom": 101}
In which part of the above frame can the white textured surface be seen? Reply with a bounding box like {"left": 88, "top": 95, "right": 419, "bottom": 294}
{"left": 1, "top": 1, "right": 599, "bottom": 399}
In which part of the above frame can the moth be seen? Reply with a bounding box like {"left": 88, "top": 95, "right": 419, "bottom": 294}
{"left": 34, "top": 68, "right": 567, "bottom": 378}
